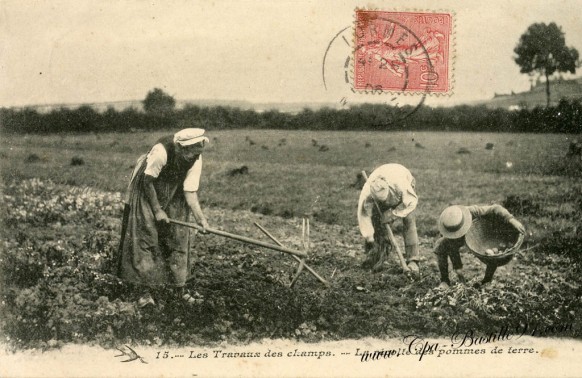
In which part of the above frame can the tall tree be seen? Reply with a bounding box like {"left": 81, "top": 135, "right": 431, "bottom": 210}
{"left": 514, "top": 22, "right": 579, "bottom": 107}
{"left": 142, "top": 88, "right": 176, "bottom": 115}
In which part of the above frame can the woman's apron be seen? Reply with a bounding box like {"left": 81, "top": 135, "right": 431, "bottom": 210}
{"left": 117, "top": 151, "right": 194, "bottom": 287}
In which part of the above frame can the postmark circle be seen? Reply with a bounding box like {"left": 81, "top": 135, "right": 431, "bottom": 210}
{"left": 322, "top": 16, "right": 445, "bottom": 126}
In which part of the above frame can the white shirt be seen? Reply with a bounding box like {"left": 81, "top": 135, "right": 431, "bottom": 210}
{"left": 357, "top": 164, "right": 417, "bottom": 241}
{"left": 144, "top": 143, "right": 203, "bottom": 192}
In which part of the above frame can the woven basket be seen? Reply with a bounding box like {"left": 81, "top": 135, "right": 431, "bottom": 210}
{"left": 465, "top": 216, "right": 524, "bottom": 265}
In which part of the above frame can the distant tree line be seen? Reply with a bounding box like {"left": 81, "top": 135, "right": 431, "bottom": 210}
{"left": 1, "top": 98, "right": 581, "bottom": 134}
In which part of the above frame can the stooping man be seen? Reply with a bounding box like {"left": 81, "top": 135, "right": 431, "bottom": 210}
{"left": 117, "top": 128, "right": 210, "bottom": 307}
{"left": 434, "top": 204, "right": 525, "bottom": 289}
{"left": 357, "top": 163, "right": 420, "bottom": 274}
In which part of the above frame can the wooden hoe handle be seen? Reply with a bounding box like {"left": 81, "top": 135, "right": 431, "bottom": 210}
{"left": 169, "top": 219, "right": 307, "bottom": 258}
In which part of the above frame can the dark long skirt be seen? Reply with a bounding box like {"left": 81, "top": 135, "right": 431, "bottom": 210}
{"left": 117, "top": 155, "right": 192, "bottom": 287}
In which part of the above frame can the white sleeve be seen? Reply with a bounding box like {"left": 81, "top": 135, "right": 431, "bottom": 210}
{"left": 144, "top": 144, "right": 167, "bottom": 178}
{"left": 357, "top": 183, "right": 375, "bottom": 241}
{"left": 183, "top": 155, "right": 203, "bottom": 192}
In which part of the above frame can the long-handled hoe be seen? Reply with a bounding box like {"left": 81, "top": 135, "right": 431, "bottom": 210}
{"left": 169, "top": 218, "right": 329, "bottom": 288}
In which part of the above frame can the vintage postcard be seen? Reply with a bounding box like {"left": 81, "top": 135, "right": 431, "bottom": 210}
{"left": 1, "top": 0, "right": 581, "bottom": 377}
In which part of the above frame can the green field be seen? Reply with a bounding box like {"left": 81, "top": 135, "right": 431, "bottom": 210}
{"left": 1, "top": 130, "right": 581, "bottom": 348}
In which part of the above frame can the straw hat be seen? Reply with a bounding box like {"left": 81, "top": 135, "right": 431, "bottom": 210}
{"left": 174, "top": 128, "right": 209, "bottom": 146}
{"left": 438, "top": 205, "right": 473, "bottom": 239}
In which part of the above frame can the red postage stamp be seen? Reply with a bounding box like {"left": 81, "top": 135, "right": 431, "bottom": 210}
{"left": 354, "top": 10, "right": 453, "bottom": 94}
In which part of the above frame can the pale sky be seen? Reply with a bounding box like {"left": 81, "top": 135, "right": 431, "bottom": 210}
{"left": 1, "top": 0, "right": 581, "bottom": 108}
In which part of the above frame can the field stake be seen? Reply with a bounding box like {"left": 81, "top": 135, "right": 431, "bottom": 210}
{"left": 301, "top": 218, "right": 305, "bottom": 250}
{"left": 169, "top": 219, "right": 307, "bottom": 258}
{"left": 290, "top": 217, "right": 308, "bottom": 287}
{"left": 254, "top": 221, "right": 330, "bottom": 287}
{"left": 307, "top": 218, "right": 310, "bottom": 247}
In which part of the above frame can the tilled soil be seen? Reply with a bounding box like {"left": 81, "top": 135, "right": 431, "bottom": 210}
{"left": 119, "top": 208, "right": 539, "bottom": 346}
{"left": 2, "top": 181, "right": 580, "bottom": 350}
